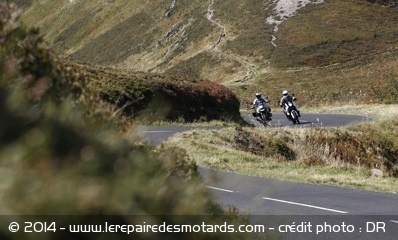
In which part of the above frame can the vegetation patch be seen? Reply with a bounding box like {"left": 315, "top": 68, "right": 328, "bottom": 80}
{"left": 303, "top": 127, "right": 398, "bottom": 176}
{"left": 272, "top": 0, "right": 398, "bottom": 68}
{"left": 10, "top": 0, "right": 32, "bottom": 9}
{"left": 53, "top": 9, "right": 100, "bottom": 52}
{"left": 165, "top": 51, "right": 242, "bottom": 81}
{"left": 232, "top": 49, "right": 398, "bottom": 109}
{"left": 78, "top": 66, "right": 241, "bottom": 122}
{"left": 71, "top": 11, "right": 158, "bottom": 65}
{"left": 212, "top": 0, "right": 275, "bottom": 66}
{"left": 163, "top": 119, "right": 398, "bottom": 192}
{"left": 371, "top": 72, "right": 398, "bottom": 103}
{"left": 0, "top": 4, "right": 261, "bottom": 239}
{"left": 232, "top": 127, "right": 295, "bottom": 161}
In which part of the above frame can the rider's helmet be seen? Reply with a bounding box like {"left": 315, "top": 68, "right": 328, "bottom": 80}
{"left": 255, "top": 93, "right": 262, "bottom": 98}
{"left": 282, "top": 90, "right": 289, "bottom": 96}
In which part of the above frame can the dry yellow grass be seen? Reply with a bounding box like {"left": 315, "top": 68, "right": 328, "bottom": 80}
{"left": 162, "top": 106, "right": 398, "bottom": 193}
{"left": 304, "top": 104, "right": 398, "bottom": 120}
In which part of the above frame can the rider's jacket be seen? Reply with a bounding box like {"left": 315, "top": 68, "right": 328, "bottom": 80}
{"left": 279, "top": 95, "right": 294, "bottom": 108}
{"left": 252, "top": 97, "right": 269, "bottom": 108}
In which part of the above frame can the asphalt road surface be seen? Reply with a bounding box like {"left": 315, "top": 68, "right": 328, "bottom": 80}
{"left": 201, "top": 167, "right": 398, "bottom": 240}
{"left": 139, "top": 113, "right": 398, "bottom": 240}
{"left": 242, "top": 112, "right": 373, "bottom": 128}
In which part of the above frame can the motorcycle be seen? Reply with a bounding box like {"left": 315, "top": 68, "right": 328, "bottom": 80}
{"left": 253, "top": 103, "right": 272, "bottom": 127}
{"left": 283, "top": 98, "right": 300, "bottom": 124}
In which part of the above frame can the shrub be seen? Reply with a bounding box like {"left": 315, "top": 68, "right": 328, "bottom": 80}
{"left": 304, "top": 128, "right": 398, "bottom": 176}
{"left": 0, "top": 3, "right": 260, "bottom": 239}
{"left": 96, "top": 74, "right": 241, "bottom": 122}
{"left": 232, "top": 127, "right": 296, "bottom": 161}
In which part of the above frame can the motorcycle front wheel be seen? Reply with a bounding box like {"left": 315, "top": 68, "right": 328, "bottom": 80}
{"left": 260, "top": 112, "right": 269, "bottom": 127}
{"left": 291, "top": 110, "right": 300, "bottom": 124}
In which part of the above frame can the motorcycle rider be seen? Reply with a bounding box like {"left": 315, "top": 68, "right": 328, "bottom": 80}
{"left": 280, "top": 90, "right": 301, "bottom": 119}
{"left": 252, "top": 93, "right": 272, "bottom": 120}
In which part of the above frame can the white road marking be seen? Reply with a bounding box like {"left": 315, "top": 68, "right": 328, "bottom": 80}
{"left": 207, "top": 186, "right": 234, "bottom": 193}
{"left": 390, "top": 220, "right": 398, "bottom": 224}
{"left": 142, "top": 131, "right": 174, "bottom": 133}
{"left": 262, "top": 197, "right": 348, "bottom": 214}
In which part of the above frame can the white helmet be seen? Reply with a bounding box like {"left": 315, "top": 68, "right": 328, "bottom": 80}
{"left": 255, "top": 92, "right": 262, "bottom": 98}
{"left": 282, "top": 90, "right": 288, "bottom": 96}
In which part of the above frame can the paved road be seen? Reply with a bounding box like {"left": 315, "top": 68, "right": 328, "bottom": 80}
{"left": 139, "top": 113, "right": 373, "bottom": 145}
{"left": 199, "top": 167, "right": 398, "bottom": 216}
{"left": 140, "top": 113, "right": 398, "bottom": 239}
{"left": 200, "top": 167, "right": 398, "bottom": 239}
{"left": 242, "top": 112, "right": 373, "bottom": 128}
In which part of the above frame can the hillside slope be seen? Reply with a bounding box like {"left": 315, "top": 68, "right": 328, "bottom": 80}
{"left": 15, "top": 0, "right": 398, "bottom": 106}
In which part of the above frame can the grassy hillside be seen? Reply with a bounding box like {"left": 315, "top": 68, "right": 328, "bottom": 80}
{"left": 235, "top": 48, "right": 398, "bottom": 108}
{"left": 17, "top": 0, "right": 398, "bottom": 70}
{"left": 15, "top": 0, "right": 398, "bottom": 107}
{"left": 272, "top": 0, "right": 398, "bottom": 67}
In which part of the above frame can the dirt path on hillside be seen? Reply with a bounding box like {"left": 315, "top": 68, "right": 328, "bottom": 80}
{"left": 204, "top": 0, "right": 327, "bottom": 80}
{"left": 165, "top": 0, "right": 176, "bottom": 17}
{"left": 266, "top": 0, "right": 325, "bottom": 47}
{"left": 206, "top": 0, "right": 226, "bottom": 50}
{"left": 206, "top": 0, "right": 256, "bottom": 83}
